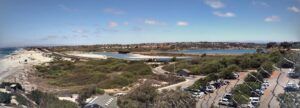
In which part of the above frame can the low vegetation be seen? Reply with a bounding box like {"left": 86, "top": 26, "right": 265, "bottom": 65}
{"left": 117, "top": 82, "right": 196, "bottom": 108}
{"left": 35, "top": 58, "right": 152, "bottom": 89}
{"left": 23, "top": 90, "right": 77, "bottom": 108}
{"left": 163, "top": 51, "right": 281, "bottom": 76}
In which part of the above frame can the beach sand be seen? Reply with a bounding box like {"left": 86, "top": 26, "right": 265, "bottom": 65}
{"left": 0, "top": 49, "right": 53, "bottom": 92}
{"left": 67, "top": 52, "right": 108, "bottom": 59}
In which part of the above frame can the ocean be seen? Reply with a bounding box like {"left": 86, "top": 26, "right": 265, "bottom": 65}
{"left": 0, "top": 48, "right": 19, "bottom": 59}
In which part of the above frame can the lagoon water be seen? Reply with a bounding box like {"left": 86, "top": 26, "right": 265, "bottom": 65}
{"left": 93, "top": 52, "right": 177, "bottom": 61}
{"left": 93, "top": 52, "right": 140, "bottom": 60}
{"left": 166, "top": 49, "right": 256, "bottom": 55}
{"left": 94, "top": 49, "right": 256, "bottom": 60}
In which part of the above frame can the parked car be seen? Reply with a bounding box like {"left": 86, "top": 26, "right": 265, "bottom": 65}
{"left": 192, "top": 92, "right": 205, "bottom": 98}
{"left": 263, "top": 80, "right": 270, "bottom": 86}
{"left": 218, "top": 97, "right": 237, "bottom": 107}
{"left": 212, "top": 82, "right": 222, "bottom": 89}
{"left": 233, "top": 72, "right": 239, "bottom": 79}
{"left": 206, "top": 85, "right": 216, "bottom": 93}
{"left": 261, "top": 85, "right": 267, "bottom": 90}
{"left": 219, "top": 98, "right": 231, "bottom": 105}
{"left": 247, "top": 102, "right": 256, "bottom": 108}
{"left": 284, "top": 82, "right": 300, "bottom": 92}
{"left": 255, "top": 89, "right": 264, "bottom": 95}
{"left": 223, "top": 93, "right": 233, "bottom": 100}
{"left": 249, "top": 97, "right": 260, "bottom": 106}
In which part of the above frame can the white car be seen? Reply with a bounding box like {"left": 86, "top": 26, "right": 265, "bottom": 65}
{"left": 233, "top": 72, "right": 239, "bottom": 79}
{"left": 249, "top": 97, "right": 260, "bottom": 106}
{"left": 206, "top": 85, "right": 216, "bottom": 93}
{"left": 247, "top": 102, "right": 255, "bottom": 108}
{"left": 284, "top": 82, "right": 300, "bottom": 91}
{"left": 192, "top": 92, "right": 205, "bottom": 98}
{"left": 263, "top": 80, "right": 270, "bottom": 86}
{"left": 261, "top": 84, "right": 267, "bottom": 90}
{"left": 219, "top": 98, "right": 230, "bottom": 105}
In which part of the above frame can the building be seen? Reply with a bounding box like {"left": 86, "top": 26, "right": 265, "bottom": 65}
{"left": 177, "top": 69, "right": 191, "bottom": 77}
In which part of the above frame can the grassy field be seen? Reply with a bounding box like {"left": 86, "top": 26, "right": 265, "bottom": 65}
{"left": 35, "top": 58, "right": 152, "bottom": 89}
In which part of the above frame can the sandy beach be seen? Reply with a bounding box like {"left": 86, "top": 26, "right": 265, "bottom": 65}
{"left": 0, "top": 49, "right": 53, "bottom": 91}
{"left": 67, "top": 52, "right": 108, "bottom": 59}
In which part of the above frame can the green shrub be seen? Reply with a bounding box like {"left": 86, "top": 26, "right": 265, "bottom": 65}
{"left": 95, "top": 88, "right": 105, "bottom": 94}
{"left": 0, "top": 92, "right": 11, "bottom": 104}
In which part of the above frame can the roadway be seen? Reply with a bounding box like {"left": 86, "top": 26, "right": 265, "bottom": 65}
{"left": 152, "top": 65, "right": 205, "bottom": 92}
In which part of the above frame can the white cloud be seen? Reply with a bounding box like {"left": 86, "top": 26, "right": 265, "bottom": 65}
{"left": 144, "top": 19, "right": 165, "bottom": 25}
{"left": 204, "top": 0, "right": 225, "bottom": 9}
{"left": 264, "top": 16, "right": 280, "bottom": 22}
{"left": 287, "top": 6, "right": 300, "bottom": 13}
{"left": 108, "top": 21, "right": 118, "bottom": 28}
{"left": 252, "top": 1, "right": 270, "bottom": 7}
{"left": 103, "top": 8, "right": 125, "bottom": 15}
{"left": 213, "top": 11, "right": 236, "bottom": 17}
{"left": 145, "top": 19, "right": 158, "bottom": 25}
{"left": 177, "top": 21, "right": 189, "bottom": 26}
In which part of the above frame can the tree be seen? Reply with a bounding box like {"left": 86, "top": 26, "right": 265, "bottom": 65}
{"left": 259, "top": 61, "right": 274, "bottom": 78}
{"left": 200, "top": 61, "right": 224, "bottom": 74}
{"left": 280, "top": 42, "right": 292, "bottom": 49}
{"left": 171, "top": 56, "right": 177, "bottom": 62}
{"left": 278, "top": 92, "right": 300, "bottom": 108}
{"left": 244, "top": 72, "right": 264, "bottom": 83}
{"left": 266, "top": 42, "right": 277, "bottom": 49}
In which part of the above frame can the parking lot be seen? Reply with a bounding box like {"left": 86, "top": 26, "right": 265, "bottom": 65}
{"left": 196, "top": 72, "right": 250, "bottom": 108}
{"left": 260, "top": 68, "right": 300, "bottom": 108}
{"left": 192, "top": 66, "right": 299, "bottom": 108}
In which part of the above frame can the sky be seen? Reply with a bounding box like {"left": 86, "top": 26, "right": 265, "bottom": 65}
{"left": 0, "top": 0, "right": 300, "bottom": 47}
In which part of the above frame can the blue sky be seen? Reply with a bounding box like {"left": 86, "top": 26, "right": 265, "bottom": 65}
{"left": 0, "top": 0, "right": 300, "bottom": 47}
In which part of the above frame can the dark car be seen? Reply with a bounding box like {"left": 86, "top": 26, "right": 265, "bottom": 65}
{"left": 84, "top": 104, "right": 103, "bottom": 108}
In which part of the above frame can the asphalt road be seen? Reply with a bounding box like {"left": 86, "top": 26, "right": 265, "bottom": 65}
{"left": 152, "top": 65, "right": 170, "bottom": 75}
{"left": 153, "top": 65, "right": 205, "bottom": 92}
{"left": 157, "top": 75, "right": 205, "bottom": 92}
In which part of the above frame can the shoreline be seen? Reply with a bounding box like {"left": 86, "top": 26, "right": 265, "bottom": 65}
{"left": 66, "top": 52, "right": 108, "bottom": 59}
{"left": 0, "top": 49, "right": 53, "bottom": 92}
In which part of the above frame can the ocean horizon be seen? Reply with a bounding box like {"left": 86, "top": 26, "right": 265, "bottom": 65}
{"left": 0, "top": 47, "right": 19, "bottom": 59}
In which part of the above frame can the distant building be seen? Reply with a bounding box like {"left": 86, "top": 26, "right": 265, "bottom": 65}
{"left": 177, "top": 69, "right": 191, "bottom": 77}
